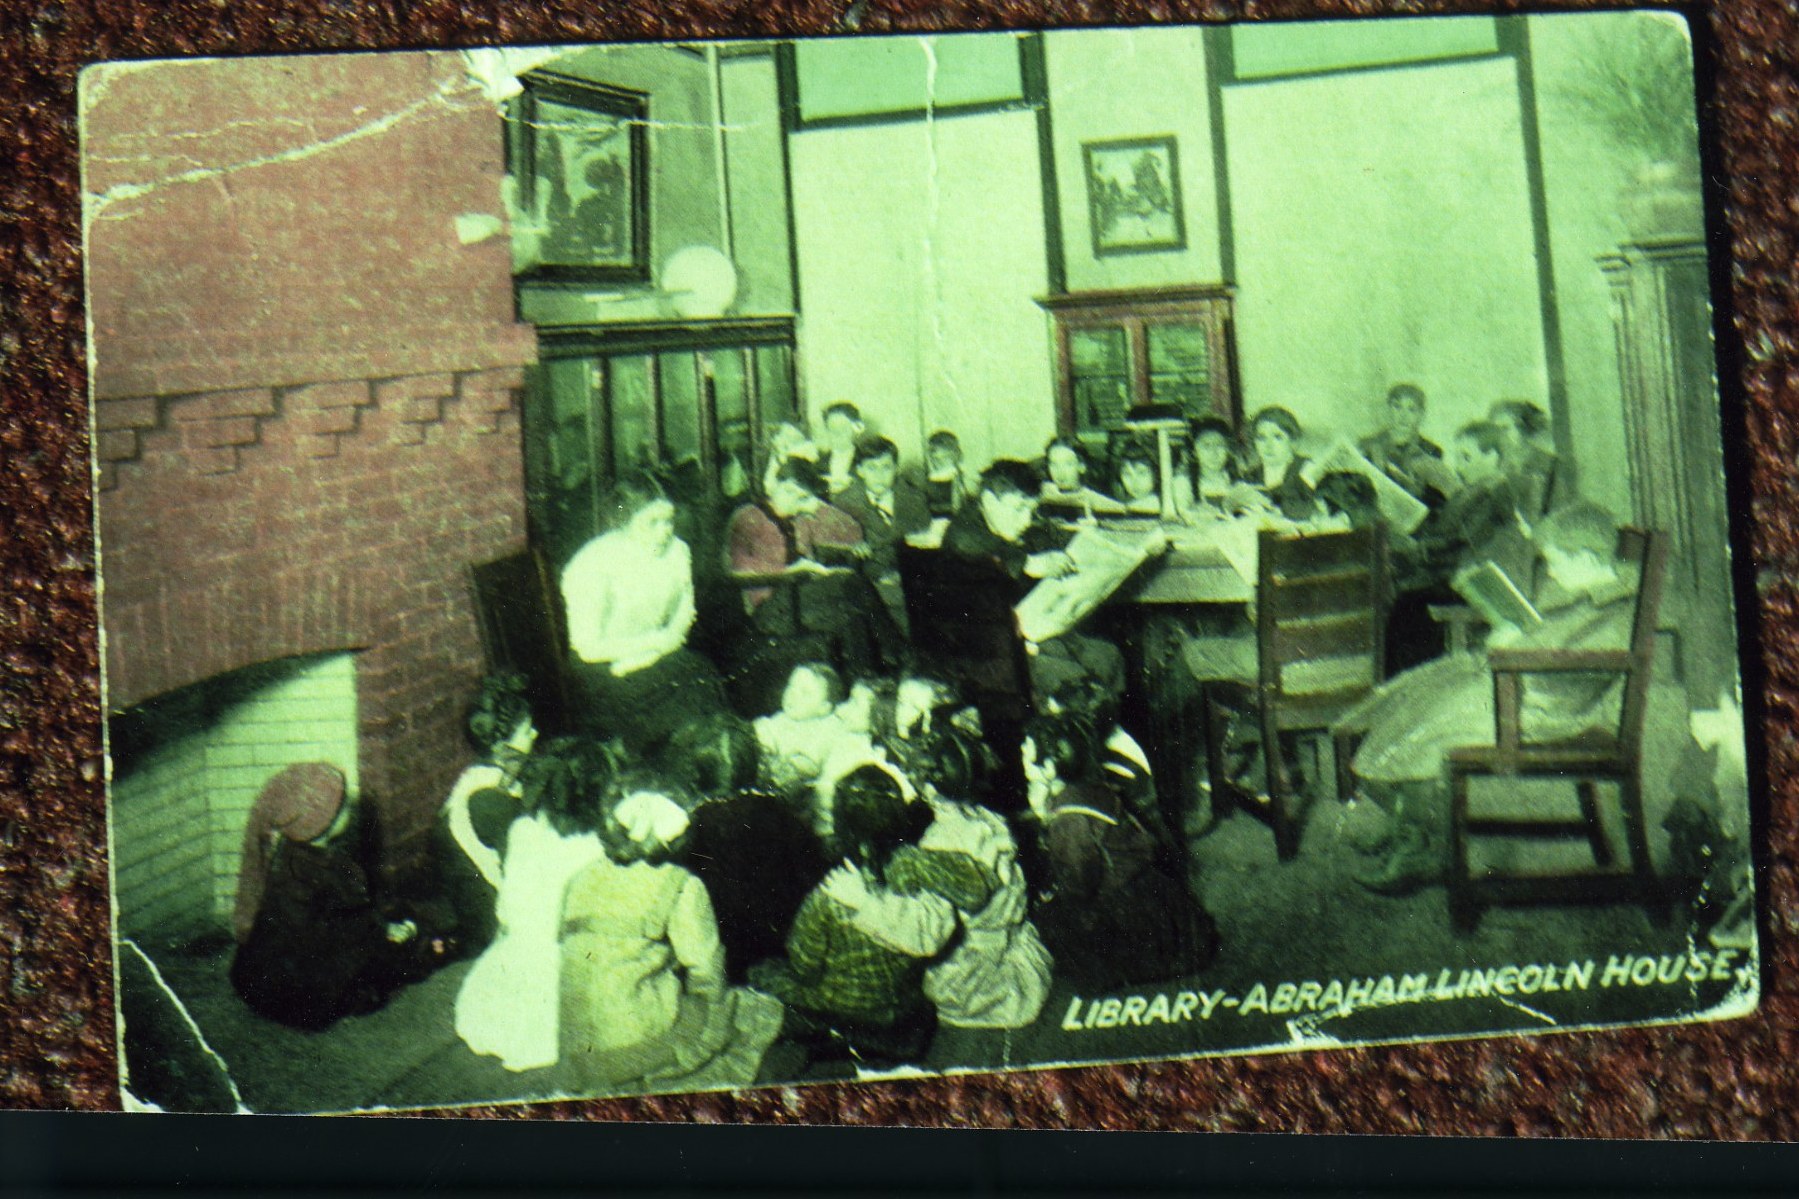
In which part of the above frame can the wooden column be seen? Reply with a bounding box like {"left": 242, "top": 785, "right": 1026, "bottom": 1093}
{"left": 1599, "top": 238, "right": 1732, "bottom": 697}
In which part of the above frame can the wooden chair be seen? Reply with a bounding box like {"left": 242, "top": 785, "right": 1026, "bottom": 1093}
{"left": 469, "top": 547, "right": 579, "bottom": 735}
{"left": 1444, "top": 527, "right": 1670, "bottom": 932}
{"left": 1205, "top": 524, "right": 1390, "bottom": 860}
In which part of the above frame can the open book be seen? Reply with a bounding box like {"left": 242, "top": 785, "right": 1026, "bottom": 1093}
{"left": 1452, "top": 559, "right": 1544, "bottom": 632}
{"left": 1301, "top": 438, "right": 1431, "bottom": 536}
{"left": 1015, "top": 527, "right": 1160, "bottom": 644}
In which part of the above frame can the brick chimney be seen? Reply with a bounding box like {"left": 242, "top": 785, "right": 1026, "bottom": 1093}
{"left": 87, "top": 50, "right": 537, "bottom": 875}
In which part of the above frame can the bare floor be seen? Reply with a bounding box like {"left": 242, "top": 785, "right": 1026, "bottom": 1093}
{"left": 131, "top": 783, "right": 1738, "bottom": 1115}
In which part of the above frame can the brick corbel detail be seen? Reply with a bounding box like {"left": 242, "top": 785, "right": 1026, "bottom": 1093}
{"left": 287, "top": 380, "right": 376, "bottom": 459}
{"left": 96, "top": 368, "right": 530, "bottom": 491}
{"left": 373, "top": 373, "right": 457, "bottom": 447}
{"left": 455, "top": 366, "right": 525, "bottom": 435}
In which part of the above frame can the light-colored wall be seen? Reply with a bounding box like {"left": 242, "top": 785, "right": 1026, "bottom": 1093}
{"left": 721, "top": 52, "right": 795, "bottom": 316}
{"left": 112, "top": 704, "right": 210, "bottom": 944}
{"left": 786, "top": 21, "right": 1709, "bottom": 510}
{"left": 1222, "top": 55, "right": 1547, "bottom": 454}
{"left": 787, "top": 28, "right": 1563, "bottom": 474}
{"left": 1046, "top": 26, "right": 1224, "bottom": 291}
{"left": 113, "top": 653, "right": 361, "bottom": 942}
{"left": 1527, "top": 11, "right": 1701, "bottom": 521}
{"left": 515, "top": 45, "right": 792, "bottom": 326}
{"left": 789, "top": 108, "right": 1056, "bottom": 467}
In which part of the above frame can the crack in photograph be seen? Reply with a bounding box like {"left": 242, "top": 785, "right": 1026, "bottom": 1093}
{"left": 85, "top": 13, "right": 1758, "bottom": 1116}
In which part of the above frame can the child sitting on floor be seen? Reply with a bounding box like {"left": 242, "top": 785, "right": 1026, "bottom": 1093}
{"left": 754, "top": 663, "right": 885, "bottom": 836}
{"left": 748, "top": 764, "right": 955, "bottom": 1068}
{"left": 838, "top": 722, "right": 1052, "bottom": 1033}
{"left": 558, "top": 773, "right": 785, "bottom": 1094}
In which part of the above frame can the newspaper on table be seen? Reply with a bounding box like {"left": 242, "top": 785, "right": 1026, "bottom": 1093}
{"left": 1015, "top": 526, "right": 1160, "bottom": 643}
{"left": 1302, "top": 438, "right": 1432, "bottom": 535}
{"left": 1208, "top": 516, "right": 1262, "bottom": 584}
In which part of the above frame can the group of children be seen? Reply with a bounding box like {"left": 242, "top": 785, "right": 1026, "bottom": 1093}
{"left": 428, "top": 661, "right": 1215, "bottom": 1091}
{"left": 226, "top": 385, "right": 1648, "bottom": 1094}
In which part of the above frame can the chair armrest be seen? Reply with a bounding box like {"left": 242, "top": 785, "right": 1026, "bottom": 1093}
{"left": 1487, "top": 648, "right": 1633, "bottom": 673}
{"left": 729, "top": 571, "right": 801, "bottom": 588}
{"left": 1448, "top": 737, "right": 1627, "bottom": 774}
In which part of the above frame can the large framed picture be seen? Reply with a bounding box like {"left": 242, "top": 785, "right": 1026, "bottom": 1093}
{"left": 511, "top": 71, "right": 650, "bottom": 285}
{"left": 1082, "top": 135, "right": 1186, "bottom": 256}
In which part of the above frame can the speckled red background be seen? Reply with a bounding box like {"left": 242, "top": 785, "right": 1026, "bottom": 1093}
{"left": 1, "top": 0, "right": 1793, "bottom": 1135}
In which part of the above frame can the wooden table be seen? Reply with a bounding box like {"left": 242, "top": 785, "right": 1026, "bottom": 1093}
{"left": 1126, "top": 545, "right": 1252, "bottom": 604}
{"left": 1111, "top": 519, "right": 1257, "bottom": 605}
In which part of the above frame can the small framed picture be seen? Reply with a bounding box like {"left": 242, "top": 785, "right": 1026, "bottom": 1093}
{"left": 1082, "top": 135, "right": 1186, "bottom": 256}
{"left": 511, "top": 71, "right": 650, "bottom": 284}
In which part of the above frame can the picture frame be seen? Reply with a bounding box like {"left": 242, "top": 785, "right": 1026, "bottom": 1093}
{"left": 511, "top": 71, "right": 650, "bottom": 285}
{"left": 1082, "top": 135, "right": 1187, "bottom": 257}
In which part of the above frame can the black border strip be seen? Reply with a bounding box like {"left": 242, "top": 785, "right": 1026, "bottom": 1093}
{"left": 1021, "top": 31, "right": 1065, "bottom": 296}
{"left": 1499, "top": 14, "right": 1573, "bottom": 485}
{"left": 1203, "top": 25, "right": 1237, "bottom": 285}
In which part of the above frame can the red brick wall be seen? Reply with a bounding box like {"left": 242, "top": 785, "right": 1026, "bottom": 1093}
{"left": 87, "top": 51, "right": 537, "bottom": 869}
{"left": 84, "top": 51, "right": 534, "bottom": 399}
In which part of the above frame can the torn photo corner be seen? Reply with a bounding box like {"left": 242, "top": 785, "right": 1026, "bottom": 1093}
{"left": 85, "top": 11, "right": 1759, "bottom": 1118}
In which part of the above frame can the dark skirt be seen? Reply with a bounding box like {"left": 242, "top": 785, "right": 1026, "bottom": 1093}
{"left": 1032, "top": 864, "right": 1220, "bottom": 993}
{"left": 230, "top": 843, "right": 407, "bottom": 1031}
{"left": 684, "top": 791, "right": 829, "bottom": 981}
{"left": 429, "top": 821, "right": 499, "bottom": 962}
{"left": 570, "top": 648, "right": 725, "bottom": 754}
{"left": 1025, "top": 791, "right": 1219, "bottom": 992}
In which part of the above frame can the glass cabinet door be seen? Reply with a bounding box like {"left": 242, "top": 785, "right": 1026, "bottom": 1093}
{"left": 1069, "top": 326, "right": 1132, "bottom": 433}
{"left": 522, "top": 357, "right": 606, "bottom": 565}
{"left": 606, "top": 355, "right": 658, "bottom": 478}
{"left": 708, "top": 348, "right": 753, "bottom": 503}
{"left": 1146, "top": 322, "right": 1212, "bottom": 418}
{"left": 1040, "top": 287, "right": 1237, "bottom": 440}
{"left": 656, "top": 352, "right": 703, "bottom": 470}
{"left": 523, "top": 325, "right": 798, "bottom": 566}
{"left": 755, "top": 343, "right": 798, "bottom": 429}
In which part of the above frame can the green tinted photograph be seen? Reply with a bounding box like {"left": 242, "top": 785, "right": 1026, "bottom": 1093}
{"left": 84, "top": 13, "right": 1756, "bottom": 1117}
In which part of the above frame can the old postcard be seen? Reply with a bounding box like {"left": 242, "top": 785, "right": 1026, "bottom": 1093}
{"left": 86, "top": 13, "right": 1758, "bottom": 1116}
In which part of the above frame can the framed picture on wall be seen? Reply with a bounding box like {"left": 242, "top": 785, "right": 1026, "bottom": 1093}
{"left": 1082, "top": 135, "right": 1187, "bottom": 256}
{"left": 510, "top": 71, "right": 650, "bottom": 284}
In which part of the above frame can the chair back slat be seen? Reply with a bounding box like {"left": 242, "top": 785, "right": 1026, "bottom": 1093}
{"left": 1267, "top": 613, "right": 1380, "bottom": 664}
{"left": 1262, "top": 571, "right": 1380, "bottom": 620}
{"left": 1266, "top": 532, "right": 1377, "bottom": 573}
{"left": 1256, "top": 523, "right": 1390, "bottom": 707}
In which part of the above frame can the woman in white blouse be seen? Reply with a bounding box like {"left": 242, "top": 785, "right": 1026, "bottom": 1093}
{"left": 559, "top": 472, "right": 724, "bottom": 753}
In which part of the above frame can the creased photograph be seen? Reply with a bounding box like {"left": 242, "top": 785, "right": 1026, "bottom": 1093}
{"left": 84, "top": 13, "right": 1758, "bottom": 1116}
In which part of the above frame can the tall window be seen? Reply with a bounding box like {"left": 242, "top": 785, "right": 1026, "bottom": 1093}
{"left": 1038, "top": 286, "right": 1239, "bottom": 445}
